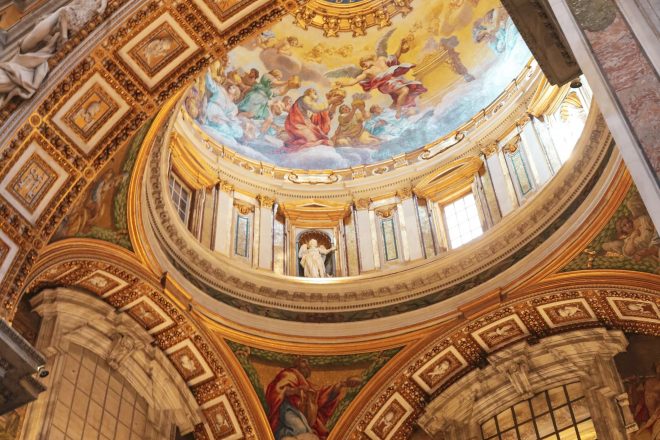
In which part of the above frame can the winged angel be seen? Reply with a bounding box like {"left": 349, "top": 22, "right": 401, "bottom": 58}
{"left": 299, "top": 239, "right": 335, "bottom": 278}
{"left": 327, "top": 29, "right": 427, "bottom": 118}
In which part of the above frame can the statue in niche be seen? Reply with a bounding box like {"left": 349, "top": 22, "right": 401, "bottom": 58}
{"left": 0, "top": 0, "right": 107, "bottom": 108}
{"left": 298, "top": 238, "right": 335, "bottom": 278}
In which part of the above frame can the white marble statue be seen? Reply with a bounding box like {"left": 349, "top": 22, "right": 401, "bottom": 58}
{"left": 0, "top": 0, "right": 107, "bottom": 107}
{"left": 298, "top": 239, "right": 335, "bottom": 278}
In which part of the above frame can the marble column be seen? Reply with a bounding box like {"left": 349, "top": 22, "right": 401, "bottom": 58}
{"left": 212, "top": 181, "right": 234, "bottom": 256}
{"left": 548, "top": 0, "right": 660, "bottom": 228}
{"left": 519, "top": 119, "right": 554, "bottom": 186}
{"left": 397, "top": 188, "right": 424, "bottom": 261}
{"left": 257, "top": 195, "right": 275, "bottom": 270}
{"left": 354, "top": 199, "right": 378, "bottom": 272}
{"left": 482, "top": 144, "right": 517, "bottom": 217}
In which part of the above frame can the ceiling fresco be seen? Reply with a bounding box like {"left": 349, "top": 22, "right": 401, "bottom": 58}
{"left": 184, "top": 0, "right": 531, "bottom": 169}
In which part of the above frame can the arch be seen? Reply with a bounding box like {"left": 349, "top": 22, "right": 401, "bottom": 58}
{"left": 22, "top": 238, "right": 274, "bottom": 439}
{"left": 332, "top": 271, "right": 660, "bottom": 438}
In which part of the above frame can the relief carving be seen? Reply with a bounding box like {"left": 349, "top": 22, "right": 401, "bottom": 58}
{"left": 0, "top": 0, "right": 108, "bottom": 107}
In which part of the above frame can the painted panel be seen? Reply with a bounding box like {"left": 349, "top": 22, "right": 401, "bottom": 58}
{"left": 234, "top": 215, "right": 250, "bottom": 258}
{"left": 226, "top": 340, "right": 400, "bottom": 440}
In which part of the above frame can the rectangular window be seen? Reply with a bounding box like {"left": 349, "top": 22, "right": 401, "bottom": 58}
{"left": 381, "top": 218, "right": 398, "bottom": 261}
{"left": 234, "top": 215, "right": 250, "bottom": 258}
{"left": 443, "top": 193, "right": 483, "bottom": 249}
{"left": 168, "top": 174, "right": 191, "bottom": 224}
{"left": 481, "top": 383, "right": 595, "bottom": 440}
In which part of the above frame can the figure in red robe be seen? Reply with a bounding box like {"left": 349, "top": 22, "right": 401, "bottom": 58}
{"left": 284, "top": 88, "right": 334, "bottom": 150}
{"left": 265, "top": 357, "right": 361, "bottom": 440}
{"left": 328, "top": 32, "right": 427, "bottom": 118}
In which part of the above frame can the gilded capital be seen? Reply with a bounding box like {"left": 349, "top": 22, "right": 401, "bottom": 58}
{"left": 480, "top": 143, "right": 498, "bottom": 157}
{"left": 375, "top": 205, "right": 397, "bottom": 219}
{"left": 354, "top": 198, "right": 371, "bottom": 210}
{"left": 220, "top": 181, "right": 234, "bottom": 193}
{"left": 396, "top": 187, "right": 413, "bottom": 200}
{"left": 257, "top": 195, "right": 276, "bottom": 209}
{"left": 502, "top": 136, "right": 521, "bottom": 154}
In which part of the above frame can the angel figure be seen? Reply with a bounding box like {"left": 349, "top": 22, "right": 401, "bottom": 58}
{"left": 327, "top": 29, "right": 427, "bottom": 118}
{"left": 299, "top": 239, "right": 335, "bottom": 278}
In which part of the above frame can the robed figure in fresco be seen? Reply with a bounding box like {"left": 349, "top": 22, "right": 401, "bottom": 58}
{"left": 284, "top": 89, "right": 337, "bottom": 149}
{"left": 328, "top": 29, "right": 427, "bottom": 118}
{"left": 265, "top": 357, "right": 360, "bottom": 440}
{"left": 626, "top": 361, "right": 660, "bottom": 440}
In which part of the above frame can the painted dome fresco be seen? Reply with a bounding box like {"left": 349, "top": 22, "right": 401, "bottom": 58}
{"left": 182, "top": 0, "right": 531, "bottom": 169}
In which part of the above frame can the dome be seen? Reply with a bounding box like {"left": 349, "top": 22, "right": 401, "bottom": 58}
{"left": 182, "top": 0, "right": 531, "bottom": 170}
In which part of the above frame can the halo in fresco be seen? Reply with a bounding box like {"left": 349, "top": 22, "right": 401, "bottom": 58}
{"left": 183, "top": 0, "right": 531, "bottom": 170}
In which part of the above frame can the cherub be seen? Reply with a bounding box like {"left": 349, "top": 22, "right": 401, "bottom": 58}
{"left": 333, "top": 100, "right": 379, "bottom": 147}
{"left": 326, "top": 29, "right": 427, "bottom": 118}
{"left": 258, "top": 31, "right": 302, "bottom": 55}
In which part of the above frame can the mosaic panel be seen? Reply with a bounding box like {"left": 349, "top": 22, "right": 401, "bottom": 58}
{"left": 51, "top": 72, "right": 130, "bottom": 155}
{"left": 165, "top": 339, "right": 214, "bottom": 386}
{"left": 6, "top": 153, "right": 57, "bottom": 214}
{"left": 127, "top": 300, "right": 166, "bottom": 331}
{"left": 117, "top": 13, "right": 201, "bottom": 90}
{"left": 607, "top": 297, "right": 660, "bottom": 323}
{"left": 76, "top": 270, "right": 127, "bottom": 297}
{"left": 62, "top": 84, "right": 120, "bottom": 142}
{"left": 0, "top": 140, "right": 69, "bottom": 224}
{"left": 169, "top": 345, "right": 206, "bottom": 382}
{"left": 127, "top": 22, "right": 190, "bottom": 78}
{"left": 201, "top": 395, "right": 243, "bottom": 440}
{"left": 536, "top": 298, "right": 598, "bottom": 328}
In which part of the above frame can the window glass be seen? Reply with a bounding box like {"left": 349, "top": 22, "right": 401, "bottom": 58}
{"left": 168, "top": 174, "right": 191, "bottom": 224}
{"left": 481, "top": 383, "right": 595, "bottom": 440}
{"left": 443, "top": 193, "right": 483, "bottom": 248}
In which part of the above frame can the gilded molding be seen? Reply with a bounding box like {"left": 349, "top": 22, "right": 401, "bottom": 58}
{"left": 137, "top": 104, "right": 621, "bottom": 324}
{"left": 233, "top": 201, "right": 254, "bottom": 215}
{"left": 340, "top": 285, "right": 660, "bottom": 438}
{"left": 291, "top": 0, "right": 412, "bottom": 36}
